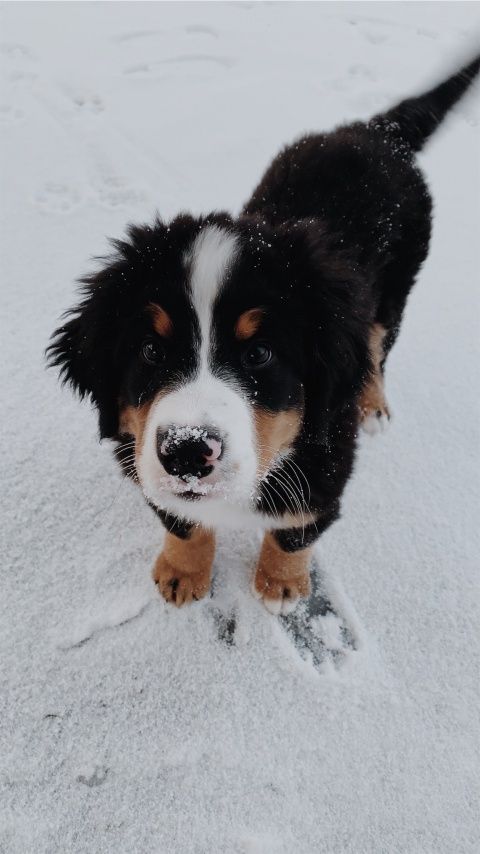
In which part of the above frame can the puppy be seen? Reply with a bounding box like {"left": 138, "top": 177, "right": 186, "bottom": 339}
{"left": 49, "top": 56, "right": 479, "bottom": 614}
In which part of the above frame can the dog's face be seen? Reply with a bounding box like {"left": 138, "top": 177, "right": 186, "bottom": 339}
{"left": 49, "top": 214, "right": 369, "bottom": 527}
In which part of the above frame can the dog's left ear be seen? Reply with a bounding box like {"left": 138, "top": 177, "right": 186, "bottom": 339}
{"left": 47, "top": 262, "right": 126, "bottom": 440}
{"left": 281, "top": 221, "right": 372, "bottom": 434}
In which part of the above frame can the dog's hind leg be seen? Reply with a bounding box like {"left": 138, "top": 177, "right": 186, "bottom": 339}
{"left": 360, "top": 215, "right": 431, "bottom": 435}
{"left": 359, "top": 323, "right": 391, "bottom": 434}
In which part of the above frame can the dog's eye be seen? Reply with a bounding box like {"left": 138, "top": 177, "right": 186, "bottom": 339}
{"left": 141, "top": 338, "right": 165, "bottom": 366}
{"left": 242, "top": 341, "right": 273, "bottom": 369}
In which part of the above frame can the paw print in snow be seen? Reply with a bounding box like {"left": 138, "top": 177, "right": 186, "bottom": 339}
{"left": 0, "top": 104, "right": 25, "bottom": 123}
{"left": 72, "top": 93, "right": 105, "bottom": 114}
{"left": 95, "top": 175, "right": 147, "bottom": 209}
{"left": 33, "top": 182, "right": 82, "bottom": 214}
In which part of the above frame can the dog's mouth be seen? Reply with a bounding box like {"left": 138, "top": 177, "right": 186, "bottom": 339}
{"left": 179, "top": 490, "right": 203, "bottom": 502}
{"left": 162, "top": 474, "right": 221, "bottom": 500}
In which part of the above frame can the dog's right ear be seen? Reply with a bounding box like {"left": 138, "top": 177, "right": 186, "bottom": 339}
{"left": 47, "top": 215, "right": 199, "bottom": 439}
{"left": 47, "top": 262, "right": 125, "bottom": 440}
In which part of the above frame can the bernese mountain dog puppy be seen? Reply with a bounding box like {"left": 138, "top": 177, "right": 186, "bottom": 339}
{"left": 49, "top": 56, "right": 479, "bottom": 614}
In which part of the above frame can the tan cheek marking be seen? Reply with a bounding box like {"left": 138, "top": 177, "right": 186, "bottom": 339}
{"left": 119, "top": 391, "right": 164, "bottom": 460}
{"left": 254, "top": 407, "right": 302, "bottom": 477}
{"left": 119, "top": 383, "right": 173, "bottom": 473}
{"left": 148, "top": 302, "right": 173, "bottom": 337}
{"left": 235, "top": 308, "right": 264, "bottom": 340}
{"left": 118, "top": 402, "right": 150, "bottom": 446}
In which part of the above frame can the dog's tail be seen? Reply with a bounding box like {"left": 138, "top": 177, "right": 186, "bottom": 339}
{"left": 373, "top": 54, "right": 480, "bottom": 152}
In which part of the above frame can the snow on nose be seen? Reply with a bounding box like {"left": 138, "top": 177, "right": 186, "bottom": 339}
{"left": 159, "top": 426, "right": 223, "bottom": 464}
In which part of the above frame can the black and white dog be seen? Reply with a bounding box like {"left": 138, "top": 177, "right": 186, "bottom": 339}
{"left": 49, "top": 56, "right": 479, "bottom": 613}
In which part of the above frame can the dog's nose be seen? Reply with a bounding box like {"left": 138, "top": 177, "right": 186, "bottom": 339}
{"left": 157, "top": 427, "right": 223, "bottom": 480}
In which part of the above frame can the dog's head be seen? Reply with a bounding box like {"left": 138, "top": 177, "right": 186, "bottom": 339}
{"left": 48, "top": 214, "right": 370, "bottom": 526}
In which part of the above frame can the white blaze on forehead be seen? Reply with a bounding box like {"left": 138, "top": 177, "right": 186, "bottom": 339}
{"left": 188, "top": 225, "right": 239, "bottom": 365}
{"left": 137, "top": 223, "right": 259, "bottom": 528}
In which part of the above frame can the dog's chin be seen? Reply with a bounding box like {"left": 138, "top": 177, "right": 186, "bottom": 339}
{"left": 142, "top": 477, "right": 224, "bottom": 507}
{"left": 140, "top": 468, "right": 235, "bottom": 504}
{"left": 139, "top": 465, "right": 262, "bottom": 526}
{"left": 168, "top": 477, "right": 219, "bottom": 502}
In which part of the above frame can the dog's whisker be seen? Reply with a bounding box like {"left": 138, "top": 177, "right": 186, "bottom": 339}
{"left": 268, "top": 465, "right": 302, "bottom": 516}
{"left": 262, "top": 474, "right": 295, "bottom": 525}
{"left": 269, "top": 469, "right": 306, "bottom": 537}
{"left": 258, "top": 447, "right": 310, "bottom": 537}
{"left": 255, "top": 440, "right": 309, "bottom": 517}
{"left": 283, "top": 455, "right": 311, "bottom": 506}
{"left": 261, "top": 484, "right": 281, "bottom": 524}
{"left": 277, "top": 462, "right": 310, "bottom": 526}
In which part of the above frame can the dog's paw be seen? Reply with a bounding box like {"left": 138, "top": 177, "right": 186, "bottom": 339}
{"left": 359, "top": 384, "right": 391, "bottom": 435}
{"left": 360, "top": 406, "right": 390, "bottom": 435}
{"left": 153, "top": 554, "right": 211, "bottom": 606}
{"left": 251, "top": 567, "right": 310, "bottom": 616}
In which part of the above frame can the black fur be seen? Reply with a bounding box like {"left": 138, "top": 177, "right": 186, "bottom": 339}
{"left": 378, "top": 55, "right": 480, "bottom": 152}
{"left": 48, "top": 56, "right": 479, "bottom": 552}
{"left": 273, "top": 502, "right": 341, "bottom": 553}
{"left": 149, "top": 507, "right": 194, "bottom": 540}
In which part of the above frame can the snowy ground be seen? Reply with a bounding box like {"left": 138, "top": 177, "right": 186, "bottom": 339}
{"left": 1, "top": 2, "right": 480, "bottom": 852}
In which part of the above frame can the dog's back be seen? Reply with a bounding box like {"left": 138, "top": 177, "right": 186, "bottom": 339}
{"left": 243, "top": 55, "right": 480, "bottom": 276}
{"left": 243, "top": 54, "right": 480, "bottom": 400}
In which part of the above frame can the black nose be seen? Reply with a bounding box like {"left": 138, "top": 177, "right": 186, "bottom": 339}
{"left": 157, "top": 427, "right": 223, "bottom": 480}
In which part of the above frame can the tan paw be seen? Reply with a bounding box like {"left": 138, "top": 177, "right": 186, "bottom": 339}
{"left": 153, "top": 553, "right": 211, "bottom": 607}
{"left": 359, "top": 383, "right": 391, "bottom": 435}
{"left": 252, "top": 566, "right": 310, "bottom": 616}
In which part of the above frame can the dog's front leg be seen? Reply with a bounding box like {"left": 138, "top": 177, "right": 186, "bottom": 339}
{"left": 153, "top": 517, "right": 215, "bottom": 607}
{"left": 252, "top": 507, "right": 340, "bottom": 614}
{"left": 252, "top": 530, "right": 313, "bottom": 615}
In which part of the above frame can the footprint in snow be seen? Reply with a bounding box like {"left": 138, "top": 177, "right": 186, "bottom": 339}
{"left": 210, "top": 561, "right": 357, "bottom": 671}
{"left": 124, "top": 53, "right": 235, "bottom": 76}
{"left": 210, "top": 606, "right": 237, "bottom": 647}
{"left": 161, "top": 53, "right": 234, "bottom": 69}
{"left": 113, "top": 29, "right": 163, "bottom": 44}
{"left": 184, "top": 24, "right": 219, "bottom": 39}
{"left": 77, "top": 765, "right": 109, "bottom": 787}
{"left": 360, "top": 28, "right": 390, "bottom": 46}
{"left": 416, "top": 27, "right": 437, "bottom": 39}
{"left": 348, "top": 63, "right": 377, "bottom": 81}
{"left": 115, "top": 24, "right": 220, "bottom": 43}
{"left": 94, "top": 175, "right": 148, "bottom": 210}
{"left": 463, "top": 113, "right": 479, "bottom": 128}
{"left": 0, "top": 42, "right": 36, "bottom": 61}
{"left": 71, "top": 93, "right": 105, "bottom": 114}
{"left": 0, "top": 103, "right": 25, "bottom": 123}
{"left": 33, "top": 182, "right": 82, "bottom": 214}
{"left": 278, "top": 563, "right": 357, "bottom": 671}
{"left": 7, "top": 69, "right": 38, "bottom": 84}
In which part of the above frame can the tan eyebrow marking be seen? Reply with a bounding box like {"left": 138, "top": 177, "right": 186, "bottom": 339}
{"left": 147, "top": 303, "right": 173, "bottom": 337}
{"left": 234, "top": 308, "right": 264, "bottom": 341}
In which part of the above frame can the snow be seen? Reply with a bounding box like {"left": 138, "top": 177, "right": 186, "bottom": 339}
{"left": 1, "top": 2, "right": 479, "bottom": 852}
